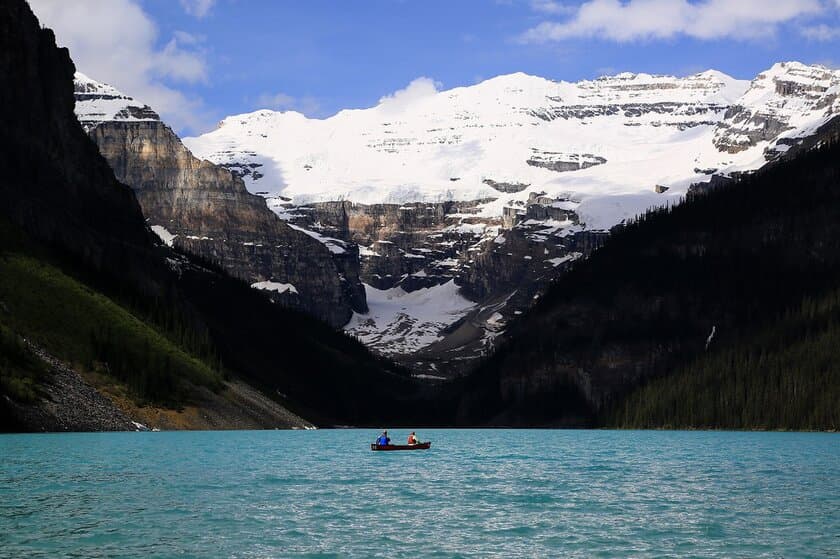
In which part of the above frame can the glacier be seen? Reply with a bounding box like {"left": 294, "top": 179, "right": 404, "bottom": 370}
{"left": 184, "top": 62, "right": 839, "bottom": 234}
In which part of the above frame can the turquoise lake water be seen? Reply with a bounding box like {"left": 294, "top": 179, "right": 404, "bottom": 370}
{"left": 1, "top": 429, "right": 837, "bottom": 558}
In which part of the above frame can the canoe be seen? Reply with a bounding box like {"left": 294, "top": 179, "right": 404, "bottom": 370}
{"left": 370, "top": 442, "right": 431, "bottom": 451}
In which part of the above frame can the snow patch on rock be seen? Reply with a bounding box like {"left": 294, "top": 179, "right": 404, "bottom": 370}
{"left": 344, "top": 280, "right": 476, "bottom": 354}
{"left": 251, "top": 281, "right": 299, "bottom": 295}
{"left": 150, "top": 225, "right": 176, "bottom": 247}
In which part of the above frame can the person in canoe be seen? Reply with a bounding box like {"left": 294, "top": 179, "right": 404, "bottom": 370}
{"left": 407, "top": 431, "right": 420, "bottom": 445}
{"left": 375, "top": 430, "right": 390, "bottom": 446}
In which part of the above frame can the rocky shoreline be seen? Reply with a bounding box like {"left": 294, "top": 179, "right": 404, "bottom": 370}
{"left": 2, "top": 344, "right": 135, "bottom": 432}
{"left": 1, "top": 343, "right": 313, "bottom": 433}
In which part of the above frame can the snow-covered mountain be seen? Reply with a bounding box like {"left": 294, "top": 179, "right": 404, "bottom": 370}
{"left": 179, "top": 62, "right": 840, "bottom": 368}
{"left": 185, "top": 62, "right": 839, "bottom": 230}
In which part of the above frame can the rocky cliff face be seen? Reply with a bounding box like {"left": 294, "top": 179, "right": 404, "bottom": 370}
{"left": 271, "top": 195, "right": 604, "bottom": 373}
{"left": 75, "top": 78, "right": 366, "bottom": 327}
{"left": 282, "top": 199, "right": 495, "bottom": 289}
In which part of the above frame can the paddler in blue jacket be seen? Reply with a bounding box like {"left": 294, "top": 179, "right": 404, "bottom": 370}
{"left": 375, "top": 430, "right": 390, "bottom": 446}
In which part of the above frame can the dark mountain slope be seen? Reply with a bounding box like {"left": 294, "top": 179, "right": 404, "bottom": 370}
{"left": 0, "top": 0, "right": 424, "bottom": 429}
{"left": 0, "top": 0, "right": 159, "bottom": 295}
{"left": 609, "top": 287, "right": 840, "bottom": 430}
{"left": 456, "top": 135, "right": 840, "bottom": 428}
{"left": 0, "top": 220, "right": 228, "bottom": 431}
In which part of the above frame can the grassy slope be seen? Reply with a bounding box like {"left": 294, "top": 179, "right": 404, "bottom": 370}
{"left": 0, "top": 322, "right": 49, "bottom": 402}
{"left": 0, "top": 228, "right": 222, "bottom": 406}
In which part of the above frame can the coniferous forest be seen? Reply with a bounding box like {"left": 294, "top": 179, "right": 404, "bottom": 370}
{"left": 609, "top": 288, "right": 840, "bottom": 430}
{"left": 457, "top": 133, "right": 840, "bottom": 430}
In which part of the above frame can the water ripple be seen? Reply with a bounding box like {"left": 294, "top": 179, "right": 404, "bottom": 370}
{"left": 0, "top": 430, "right": 837, "bottom": 558}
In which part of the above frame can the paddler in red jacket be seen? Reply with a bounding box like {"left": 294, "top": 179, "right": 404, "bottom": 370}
{"left": 407, "top": 431, "right": 419, "bottom": 445}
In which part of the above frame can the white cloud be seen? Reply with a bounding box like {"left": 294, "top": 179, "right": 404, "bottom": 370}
{"left": 520, "top": 0, "right": 823, "bottom": 43}
{"left": 801, "top": 23, "right": 840, "bottom": 40}
{"left": 29, "top": 0, "right": 212, "bottom": 134}
{"left": 257, "top": 92, "right": 297, "bottom": 109}
{"left": 180, "top": 0, "right": 215, "bottom": 18}
{"left": 378, "top": 77, "right": 441, "bottom": 114}
{"left": 157, "top": 37, "right": 208, "bottom": 83}
{"left": 530, "top": 1, "right": 576, "bottom": 14}
{"left": 254, "top": 92, "right": 322, "bottom": 116}
{"left": 173, "top": 30, "right": 204, "bottom": 46}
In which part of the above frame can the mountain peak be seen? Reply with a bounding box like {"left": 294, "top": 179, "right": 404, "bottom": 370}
{"left": 759, "top": 61, "right": 839, "bottom": 82}
{"left": 693, "top": 69, "right": 732, "bottom": 80}
{"left": 479, "top": 71, "right": 552, "bottom": 85}
{"left": 73, "top": 73, "right": 158, "bottom": 131}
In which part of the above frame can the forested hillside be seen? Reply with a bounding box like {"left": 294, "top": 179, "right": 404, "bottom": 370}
{"left": 609, "top": 288, "right": 840, "bottom": 430}
{"left": 457, "top": 133, "right": 840, "bottom": 429}
{"left": 0, "top": 219, "right": 222, "bottom": 404}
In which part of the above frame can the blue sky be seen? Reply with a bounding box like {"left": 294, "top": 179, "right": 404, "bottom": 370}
{"left": 30, "top": 0, "right": 840, "bottom": 134}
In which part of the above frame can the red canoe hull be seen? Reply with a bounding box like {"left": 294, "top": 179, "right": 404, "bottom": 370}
{"left": 370, "top": 442, "right": 431, "bottom": 451}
